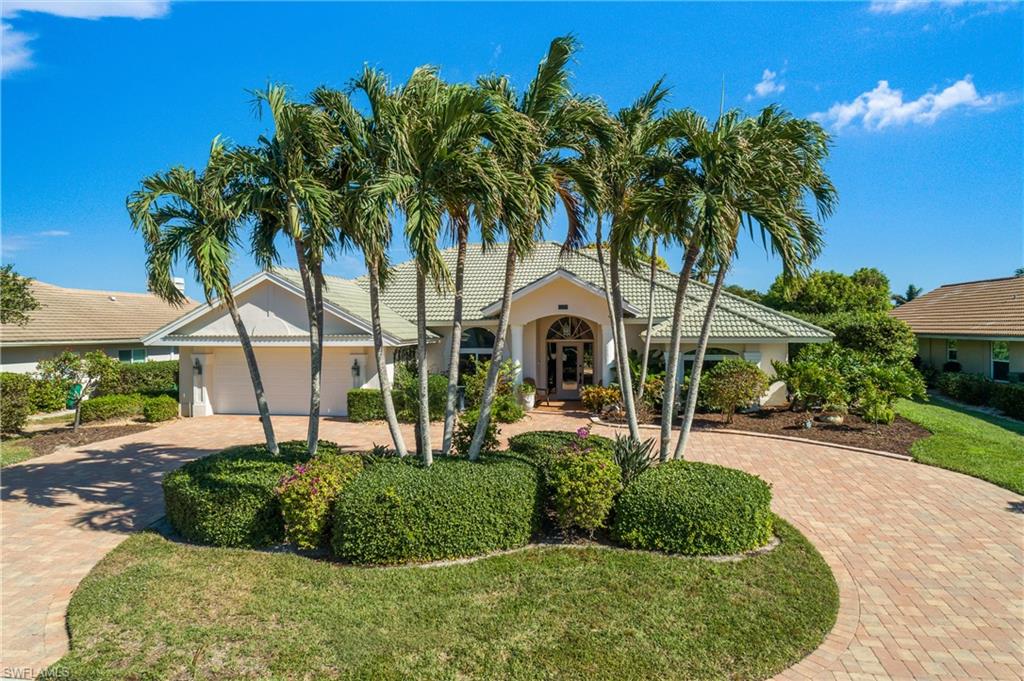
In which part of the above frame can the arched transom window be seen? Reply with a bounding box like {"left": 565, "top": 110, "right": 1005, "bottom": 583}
{"left": 546, "top": 316, "right": 594, "bottom": 341}
{"left": 461, "top": 327, "right": 495, "bottom": 351}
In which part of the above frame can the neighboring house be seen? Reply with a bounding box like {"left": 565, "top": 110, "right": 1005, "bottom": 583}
{"left": 0, "top": 280, "right": 194, "bottom": 373}
{"left": 890, "top": 276, "right": 1023, "bottom": 381}
{"left": 148, "top": 243, "right": 831, "bottom": 418}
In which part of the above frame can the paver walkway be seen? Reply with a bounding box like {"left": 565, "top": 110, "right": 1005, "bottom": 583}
{"left": 1, "top": 413, "right": 1021, "bottom": 680}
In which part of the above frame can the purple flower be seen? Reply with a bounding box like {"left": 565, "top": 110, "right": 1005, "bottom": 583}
{"left": 576, "top": 426, "right": 590, "bottom": 438}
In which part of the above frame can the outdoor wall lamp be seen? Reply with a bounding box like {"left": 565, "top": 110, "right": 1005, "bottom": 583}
{"left": 193, "top": 358, "right": 203, "bottom": 376}
{"left": 351, "top": 358, "right": 361, "bottom": 382}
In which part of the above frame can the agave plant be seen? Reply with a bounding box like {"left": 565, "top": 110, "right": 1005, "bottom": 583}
{"left": 612, "top": 433, "right": 656, "bottom": 488}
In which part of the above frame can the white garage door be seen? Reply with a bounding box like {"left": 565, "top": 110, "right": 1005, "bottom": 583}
{"left": 210, "top": 347, "right": 351, "bottom": 416}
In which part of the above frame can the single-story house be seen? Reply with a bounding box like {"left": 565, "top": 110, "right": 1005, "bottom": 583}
{"left": 890, "top": 275, "right": 1023, "bottom": 381}
{"left": 0, "top": 280, "right": 194, "bottom": 373}
{"left": 148, "top": 243, "right": 832, "bottom": 418}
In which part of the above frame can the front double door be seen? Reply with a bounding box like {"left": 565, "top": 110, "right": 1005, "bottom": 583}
{"left": 552, "top": 341, "right": 594, "bottom": 400}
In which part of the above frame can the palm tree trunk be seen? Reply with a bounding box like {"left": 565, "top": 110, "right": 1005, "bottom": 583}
{"left": 415, "top": 264, "right": 432, "bottom": 465}
{"left": 293, "top": 241, "right": 322, "bottom": 456}
{"left": 367, "top": 257, "right": 407, "bottom": 457}
{"left": 636, "top": 239, "right": 658, "bottom": 403}
{"left": 608, "top": 242, "right": 641, "bottom": 440}
{"left": 673, "top": 265, "right": 727, "bottom": 460}
{"left": 658, "top": 242, "right": 700, "bottom": 462}
{"left": 226, "top": 296, "right": 278, "bottom": 455}
{"left": 466, "top": 246, "right": 516, "bottom": 461}
{"left": 441, "top": 222, "right": 468, "bottom": 457}
{"left": 594, "top": 216, "right": 620, "bottom": 390}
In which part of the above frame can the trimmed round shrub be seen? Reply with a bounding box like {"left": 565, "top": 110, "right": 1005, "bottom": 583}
{"left": 164, "top": 440, "right": 340, "bottom": 548}
{"left": 79, "top": 393, "right": 145, "bottom": 423}
{"left": 507, "top": 430, "right": 614, "bottom": 484}
{"left": 702, "top": 359, "right": 769, "bottom": 422}
{"left": 331, "top": 455, "right": 542, "bottom": 564}
{"left": 277, "top": 453, "right": 365, "bottom": 549}
{"left": 613, "top": 461, "right": 773, "bottom": 556}
{"left": 142, "top": 395, "right": 178, "bottom": 422}
{"left": 548, "top": 445, "right": 621, "bottom": 534}
{"left": 0, "top": 372, "right": 33, "bottom": 434}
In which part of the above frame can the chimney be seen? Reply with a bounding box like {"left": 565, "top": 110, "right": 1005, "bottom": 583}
{"left": 173, "top": 277, "right": 186, "bottom": 295}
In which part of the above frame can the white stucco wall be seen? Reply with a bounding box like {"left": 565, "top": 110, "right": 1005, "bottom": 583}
{"left": 1, "top": 343, "right": 178, "bottom": 374}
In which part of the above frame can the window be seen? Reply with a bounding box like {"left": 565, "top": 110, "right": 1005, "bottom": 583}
{"left": 118, "top": 348, "right": 147, "bottom": 364}
{"left": 459, "top": 327, "right": 496, "bottom": 379}
{"left": 546, "top": 317, "right": 594, "bottom": 340}
{"left": 946, "top": 339, "right": 958, "bottom": 362}
{"left": 992, "top": 341, "right": 1010, "bottom": 382}
{"left": 682, "top": 347, "right": 739, "bottom": 376}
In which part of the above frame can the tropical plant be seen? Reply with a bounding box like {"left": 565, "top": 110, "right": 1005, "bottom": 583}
{"left": 670, "top": 106, "right": 837, "bottom": 459}
{"left": 763, "top": 267, "right": 891, "bottom": 315}
{"left": 0, "top": 264, "right": 40, "bottom": 327}
{"left": 38, "top": 351, "right": 116, "bottom": 430}
{"left": 127, "top": 138, "right": 280, "bottom": 454}
{"left": 466, "top": 35, "right": 608, "bottom": 460}
{"left": 891, "top": 283, "right": 923, "bottom": 307}
{"left": 611, "top": 433, "right": 655, "bottom": 488}
{"left": 236, "top": 85, "right": 339, "bottom": 457}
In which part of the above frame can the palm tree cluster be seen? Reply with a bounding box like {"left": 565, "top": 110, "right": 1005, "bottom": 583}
{"left": 127, "top": 36, "right": 836, "bottom": 464}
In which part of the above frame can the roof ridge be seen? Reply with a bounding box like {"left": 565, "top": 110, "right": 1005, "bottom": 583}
{"left": 938, "top": 276, "right": 1021, "bottom": 287}
{"left": 32, "top": 280, "right": 188, "bottom": 301}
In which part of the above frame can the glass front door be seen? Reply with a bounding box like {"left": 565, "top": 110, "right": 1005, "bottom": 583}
{"left": 561, "top": 344, "right": 580, "bottom": 392}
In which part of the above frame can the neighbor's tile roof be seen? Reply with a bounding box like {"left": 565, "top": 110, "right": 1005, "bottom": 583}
{"left": 360, "top": 242, "right": 831, "bottom": 342}
{"left": 273, "top": 268, "right": 425, "bottom": 343}
{"left": 890, "top": 276, "right": 1024, "bottom": 338}
{"left": 0, "top": 281, "right": 196, "bottom": 345}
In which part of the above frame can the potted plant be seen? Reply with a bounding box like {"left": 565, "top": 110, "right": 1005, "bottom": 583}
{"left": 519, "top": 381, "right": 536, "bottom": 411}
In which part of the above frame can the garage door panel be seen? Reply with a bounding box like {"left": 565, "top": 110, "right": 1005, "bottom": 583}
{"left": 211, "top": 348, "right": 350, "bottom": 416}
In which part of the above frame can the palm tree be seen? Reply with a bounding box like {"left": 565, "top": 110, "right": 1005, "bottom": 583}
{"left": 672, "top": 106, "right": 836, "bottom": 459}
{"left": 465, "top": 35, "right": 608, "bottom": 460}
{"left": 127, "top": 138, "right": 279, "bottom": 454}
{"left": 892, "top": 284, "right": 923, "bottom": 306}
{"left": 236, "top": 85, "right": 339, "bottom": 457}
{"left": 311, "top": 69, "right": 409, "bottom": 457}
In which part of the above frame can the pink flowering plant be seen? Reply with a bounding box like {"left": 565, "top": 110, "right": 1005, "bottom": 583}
{"left": 547, "top": 424, "right": 621, "bottom": 536}
{"left": 276, "top": 454, "right": 363, "bottom": 550}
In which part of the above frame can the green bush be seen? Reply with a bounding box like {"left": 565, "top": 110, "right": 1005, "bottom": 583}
{"left": 30, "top": 377, "right": 70, "bottom": 413}
{"left": 96, "top": 360, "right": 178, "bottom": 397}
{"left": 0, "top": 372, "right": 33, "bottom": 434}
{"left": 613, "top": 460, "right": 774, "bottom": 556}
{"left": 451, "top": 408, "right": 500, "bottom": 458}
{"left": 702, "top": 359, "right": 769, "bottom": 422}
{"left": 992, "top": 383, "right": 1024, "bottom": 420}
{"left": 276, "top": 453, "right": 364, "bottom": 549}
{"left": 142, "top": 395, "right": 178, "bottom": 422}
{"left": 79, "top": 393, "right": 145, "bottom": 423}
{"left": 611, "top": 433, "right": 655, "bottom": 488}
{"left": 808, "top": 311, "right": 918, "bottom": 364}
{"left": 581, "top": 385, "right": 620, "bottom": 413}
{"left": 937, "top": 372, "right": 994, "bottom": 406}
{"left": 491, "top": 394, "right": 525, "bottom": 423}
{"left": 347, "top": 389, "right": 386, "bottom": 422}
{"left": 507, "top": 429, "right": 614, "bottom": 485}
{"left": 462, "top": 358, "right": 517, "bottom": 408}
{"left": 548, "top": 440, "right": 620, "bottom": 535}
{"left": 163, "top": 441, "right": 337, "bottom": 548}
{"left": 330, "top": 455, "right": 542, "bottom": 564}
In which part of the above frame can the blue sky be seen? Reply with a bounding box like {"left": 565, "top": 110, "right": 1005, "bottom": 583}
{"left": 2, "top": 1, "right": 1021, "bottom": 301}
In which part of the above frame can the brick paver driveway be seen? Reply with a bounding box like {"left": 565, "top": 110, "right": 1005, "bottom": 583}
{"left": 2, "top": 412, "right": 1021, "bottom": 680}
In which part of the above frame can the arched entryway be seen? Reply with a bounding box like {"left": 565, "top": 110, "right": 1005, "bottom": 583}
{"left": 545, "top": 316, "right": 596, "bottom": 399}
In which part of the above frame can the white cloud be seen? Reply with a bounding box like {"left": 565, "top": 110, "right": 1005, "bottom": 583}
{"left": 1, "top": 1, "right": 170, "bottom": 20}
{"left": 867, "top": 0, "right": 964, "bottom": 14}
{"left": 2, "top": 1, "right": 169, "bottom": 78}
{"left": 1, "top": 230, "right": 71, "bottom": 256}
{"left": 37, "top": 230, "right": 70, "bottom": 237}
{"left": 811, "top": 76, "right": 1008, "bottom": 131}
{"left": 746, "top": 68, "right": 785, "bottom": 102}
{"left": 1, "top": 22, "right": 33, "bottom": 76}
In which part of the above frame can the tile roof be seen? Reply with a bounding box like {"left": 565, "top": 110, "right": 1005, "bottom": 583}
{"left": 273, "top": 269, "right": 425, "bottom": 343}
{"left": 890, "top": 276, "right": 1024, "bottom": 338}
{"left": 0, "top": 281, "right": 196, "bottom": 345}
{"left": 360, "top": 242, "right": 831, "bottom": 342}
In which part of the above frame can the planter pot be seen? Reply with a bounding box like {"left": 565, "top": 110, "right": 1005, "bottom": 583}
{"left": 521, "top": 392, "right": 535, "bottom": 411}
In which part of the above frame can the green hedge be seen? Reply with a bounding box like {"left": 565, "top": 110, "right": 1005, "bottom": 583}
{"left": 992, "top": 383, "right": 1024, "bottom": 420}
{"left": 347, "top": 389, "right": 386, "bottom": 422}
{"left": 0, "top": 372, "right": 33, "bottom": 434}
{"left": 347, "top": 373, "right": 448, "bottom": 423}
{"left": 613, "top": 461, "right": 774, "bottom": 556}
{"left": 96, "top": 360, "right": 178, "bottom": 397}
{"left": 331, "top": 455, "right": 542, "bottom": 564}
{"left": 507, "top": 430, "right": 614, "bottom": 485}
{"left": 163, "top": 441, "right": 340, "bottom": 548}
{"left": 30, "top": 377, "right": 70, "bottom": 413}
{"left": 278, "top": 453, "right": 365, "bottom": 549}
{"left": 79, "top": 394, "right": 145, "bottom": 423}
{"left": 142, "top": 395, "right": 179, "bottom": 422}
{"left": 937, "top": 372, "right": 994, "bottom": 406}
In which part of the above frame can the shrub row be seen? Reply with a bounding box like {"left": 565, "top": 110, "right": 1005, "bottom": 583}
{"left": 331, "top": 455, "right": 542, "bottom": 564}
{"left": 613, "top": 460, "right": 774, "bottom": 556}
{"left": 0, "top": 372, "right": 34, "bottom": 434}
{"left": 95, "top": 360, "right": 179, "bottom": 397}
{"left": 936, "top": 372, "right": 1024, "bottom": 420}
{"left": 347, "top": 372, "right": 448, "bottom": 423}
{"left": 80, "top": 393, "right": 179, "bottom": 423}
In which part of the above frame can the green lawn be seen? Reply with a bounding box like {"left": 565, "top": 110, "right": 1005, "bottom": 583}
{"left": 48, "top": 518, "right": 837, "bottom": 681}
{"left": 0, "top": 438, "right": 36, "bottom": 467}
{"left": 896, "top": 398, "right": 1024, "bottom": 494}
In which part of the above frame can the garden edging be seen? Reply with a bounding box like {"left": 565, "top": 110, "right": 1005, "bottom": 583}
{"left": 589, "top": 416, "right": 914, "bottom": 462}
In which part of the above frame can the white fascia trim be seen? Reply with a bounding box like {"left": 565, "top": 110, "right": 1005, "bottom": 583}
{"left": 916, "top": 333, "right": 1022, "bottom": 342}
{"left": 650, "top": 336, "right": 832, "bottom": 345}
{"left": 478, "top": 269, "right": 642, "bottom": 317}
{"left": 1, "top": 338, "right": 142, "bottom": 347}
{"left": 142, "top": 271, "right": 405, "bottom": 347}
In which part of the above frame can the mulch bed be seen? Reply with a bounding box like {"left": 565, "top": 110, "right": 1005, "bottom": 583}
{"left": 10, "top": 422, "right": 155, "bottom": 457}
{"left": 691, "top": 409, "right": 931, "bottom": 457}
